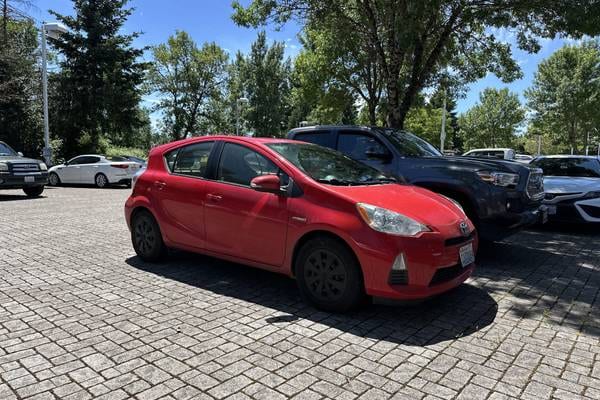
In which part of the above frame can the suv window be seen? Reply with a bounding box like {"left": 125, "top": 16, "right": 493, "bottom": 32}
{"left": 217, "top": 143, "right": 280, "bottom": 186}
{"left": 0, "top": 142, "right": 16, "bottom": 156}
{"left": 338, "top": 133, "right": 389, "bottom": 161}
{"left": 172, "top": 142, "right": 213, "bottom": 177}
{"left": 293, "top": 132, "right": 332, "bottom": 148}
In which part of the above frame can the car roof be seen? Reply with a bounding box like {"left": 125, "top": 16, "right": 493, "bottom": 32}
{"left": 535, "top": 155, "right": 600, "bottom": 160}
{"left": 152, "top": 135, "right": 303, "bottom": 154}
{"left": 289, "top": 125, "right": 374, "bottom": 133}
{"left": 464, "top": 148, "right": 513, "bottom": 153}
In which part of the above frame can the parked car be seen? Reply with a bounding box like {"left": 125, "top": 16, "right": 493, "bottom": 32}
{"left": 530, "top": 155, "right": 600, "bottom": 223}
{"left": 125, "top": 136, "right": 477, "bottom": 311}
{"left": 288, "top": 126, "right": 547, "bottom": 241}
{"left": 515, "top": 154, "right": 534, "bottom": 164}
{"left": 463, "top": 148, "right": 516, "bottom": 160}
{"left": 120, "top": 155, "right": 147, "bottom": 167}
{"left": 0, "top": 141, "right": 48, "bottom": 197}
{"left": 48, "top": 154, "right": 142, "bottom": 188}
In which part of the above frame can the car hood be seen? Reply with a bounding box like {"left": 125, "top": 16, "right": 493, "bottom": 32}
{"left": 329, "top": 183, "right": 473, "bottom": 236}
{"left": 443, "top": 156, "right": 528, "bottom": 173}
{"left": 48, "top": 164, "right": 66, "bottom": 172}
{"left": 543, "top": 176, "right": 600, "bottom": 194}
{"left": 0, "top": 156, "right": 43, "bottom": 164}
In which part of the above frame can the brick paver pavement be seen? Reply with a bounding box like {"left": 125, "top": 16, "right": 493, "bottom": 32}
{"left": 1, "top": 187, "right": 599, "bottom": 399}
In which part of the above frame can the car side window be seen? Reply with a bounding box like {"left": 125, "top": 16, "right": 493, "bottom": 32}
{"left": 217, "top": 143, "right": 282, "bottom": 186}
{"left": 85, "top": 156, "right": 101, "bottom": 164}
{"left": 164, "top": 149, "right": 179, "bottom": 172}
{"left": 172, "top": 142, "right": 214, "bottom": 177}
{"left": 294, "top": 132, "right": 332, "bottom": 149}
{"left": 337, "top": 133, "right": 389, "bottom": 161}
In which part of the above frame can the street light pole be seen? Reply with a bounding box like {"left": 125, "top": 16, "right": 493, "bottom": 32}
{"left": 40, "top": 22, "right": 68, "bottom": 166}
{"left": 41, "top": 25, "right": 51, "bottom": 165}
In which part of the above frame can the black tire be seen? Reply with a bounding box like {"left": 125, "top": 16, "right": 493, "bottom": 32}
{"left": 95, "top": 173, "right": 109, "bottom": 188}
{"left": 131, "top": 210, "right": 167, "bottom": 262}
{"left": 23, "top": 186, "right": 44, "bottom": 197}
{"left": 295, "top": 236, "right": 365, "bottom": 312}
{"left": 48, "top": 172, "right": 60, "bottom": 186}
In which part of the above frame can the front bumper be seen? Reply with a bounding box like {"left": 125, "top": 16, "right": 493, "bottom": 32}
{"left": 545, "top": 197, "right": 600, "bottom": 223}
{"left": 360, "top": 230, "right": 478, "bottom": 300}
{"left": 0, "top": 172, "right": 48, "bottom": 189}
{"left": 479, "top": 205, "right": 547, "bottom": 241}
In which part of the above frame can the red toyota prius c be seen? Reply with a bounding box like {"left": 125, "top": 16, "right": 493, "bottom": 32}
{"left": 125, "top": 136, "right": 477, "bottom": 311}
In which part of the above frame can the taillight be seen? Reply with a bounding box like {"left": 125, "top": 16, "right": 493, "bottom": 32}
{"left": 111, "top": 164, "right": 129, "bottom": 169}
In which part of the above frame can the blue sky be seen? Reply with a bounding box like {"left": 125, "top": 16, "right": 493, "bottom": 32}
{"left": 33, "top": 0, "right": 574, "bottom": 114}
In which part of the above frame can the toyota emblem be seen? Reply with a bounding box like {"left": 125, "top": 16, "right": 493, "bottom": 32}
{"left": 459, "top": 221, "right": 470, "bottom": 236}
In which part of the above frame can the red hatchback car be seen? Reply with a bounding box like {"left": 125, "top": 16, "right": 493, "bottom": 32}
{"left": 125, "top": 136, "right": 477, "bottom": 311}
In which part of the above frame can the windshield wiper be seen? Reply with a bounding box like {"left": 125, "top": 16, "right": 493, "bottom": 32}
{"left": 316, "top": 178, "right": 362, "bottom": 186}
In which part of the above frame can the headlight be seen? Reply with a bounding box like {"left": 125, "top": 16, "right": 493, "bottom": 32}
{"left": 476, "top": 171, "right": 519, "bottom": 187}
{"left": 583, "top": 191, "right": 600, "bottom": 199}
{"left": 39, "top": 163, "right": 48, "bottom": 171}
{"left": 356, "top": 203, "right": 430, "bottom": 236}
{"left": 440, "top": 195, "right": 465, "bottom": 214}
{"left": 0, "top": 162, "right": 7, "bottom": 172}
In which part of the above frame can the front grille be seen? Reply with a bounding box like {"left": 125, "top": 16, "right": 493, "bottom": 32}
{"left": 11, "top": 163, "right": 39, "bottom": 173}
{"left": 429, "top": 264, "right": 464, "bottom": 286}
{"left": 580, "top": 204, "right": 600, "bottom": 219}
{"left": 526, "top": 169, "right": 544, "bottom": 200}
{"left": 445, "top": 232, "right": 475, "bottom": 247}
{"left": 388, "top": 270, "right": 408, "bottom": 285}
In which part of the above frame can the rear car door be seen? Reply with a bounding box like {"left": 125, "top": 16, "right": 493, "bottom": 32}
{"left": 336, "top": 131, "right": 395, "bottom": 174}
{"left": 203, "top": 142, "right": 289, "bottom": 267}
{"left": 152, "top": 141, "right": 215, "bottom": 250}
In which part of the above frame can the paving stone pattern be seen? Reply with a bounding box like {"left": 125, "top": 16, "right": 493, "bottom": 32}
{"left": 0, "top": 187, "right": 599, "bottom": 399}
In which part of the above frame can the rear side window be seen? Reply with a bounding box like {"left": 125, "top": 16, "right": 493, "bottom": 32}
{"left": 170, "top": 142, "right": 214, "bottom": 177}
{"left": 165, "top": 149, "right": 179, "bottom": 172}
{"left": 217, "top": 143, "right": 279, "bottom": 186}
{"left": 106, "top": 156, "right": 128, "bottom": 162}
{"left": 293, "top": 132, "right": 333, "bottom": 149}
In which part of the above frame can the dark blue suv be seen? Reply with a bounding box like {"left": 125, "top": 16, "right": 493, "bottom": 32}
{"left": 288, "top": 126, "right": 547, "bottom": 241}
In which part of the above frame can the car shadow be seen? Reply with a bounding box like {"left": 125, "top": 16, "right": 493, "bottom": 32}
{"left": 53, "top": 184, "right": 129, "bottom": 189}
{"left": 126, "top": 252, "right": 497, "bottom": 346}
{"left": 476, "top": 226, "right": 600, "bottom": 337}
{"left": 0, "top": 193, "right": 46, "bottom": 201}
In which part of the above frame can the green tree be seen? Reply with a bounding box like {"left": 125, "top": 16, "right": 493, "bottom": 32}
{"left": 525, "top": 41, "right": 600, "bottom": 154}
{"left": 459, "top": 88, "right": 525, "bottom": 149}
{"left": 148, "top": 31, "right": 228, "bottom": 140}
{"left": 235, "top": 32, "right": 291, "bottom": 137}
{"left": 233, "top": 0, "right": 600, "bottom": 129}
{"left": 49, "top": 0, "right": 148, "bottom": 157}
{"left": 0, "top": 17, "right": 42, "bottom": 156}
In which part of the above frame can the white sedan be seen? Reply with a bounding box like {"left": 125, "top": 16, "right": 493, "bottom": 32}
{"left": 48, "top": 155, "right": 142, "bottom": 188}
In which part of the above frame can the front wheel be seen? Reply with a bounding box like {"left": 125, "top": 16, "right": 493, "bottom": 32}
{"left": 48, "top": 172, "right": 60, "bottom": 186}
{"left": 131, "top": 210, "right": 166, "bottom": 262}
{"left": 95, "top": 173, "right": 109, "bottom": 188}
{"left": 295, "top": 236, "right": 365, "bottom": 312}
{"left": 23, "top": 186, "right": 44, "bottom": 197}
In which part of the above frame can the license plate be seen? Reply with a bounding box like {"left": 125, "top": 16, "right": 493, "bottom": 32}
{"left": 24, "top": 176, "right": 34, "bottom": 183}
{"left": 459, "top": 244, "right": 475, "bottom": 267}
{"left": 547, "top": 205, "right": 557, "bottom": 215}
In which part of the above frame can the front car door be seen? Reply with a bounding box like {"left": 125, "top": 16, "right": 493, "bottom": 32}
{"left": 336, "top": 131, "right": 395, "bottom": 174}
{"left": 152, "top": 141, "right": 215, "bottom": 250}
{"left": 203, "top": 142, "right": 289, "bottom": 267}
{"left": 59, "top": 156, "right": 85, "bottom": 183}
{"left": 78, "top": 156, "right": 103, "bottom": 184}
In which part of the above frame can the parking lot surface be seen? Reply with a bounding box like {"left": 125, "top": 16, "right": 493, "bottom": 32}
{"left": 1, "top": 187, "right": 599, "bottom": 400}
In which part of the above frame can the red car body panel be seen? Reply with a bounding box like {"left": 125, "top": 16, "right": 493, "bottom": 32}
{"left": 125, "top": 136, "right": 477, "bottom": 300}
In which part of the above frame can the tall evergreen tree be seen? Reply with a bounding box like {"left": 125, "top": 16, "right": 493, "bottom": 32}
{"left": 49, "top": 0, "right": 148, "bottom": 157}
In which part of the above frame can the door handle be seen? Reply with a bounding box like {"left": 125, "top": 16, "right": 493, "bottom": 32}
{"left": 206, "top": 193, "right": 222, "bottom": 202}
{"left": 154, "top": 181, "right": 166, "bottom": 190}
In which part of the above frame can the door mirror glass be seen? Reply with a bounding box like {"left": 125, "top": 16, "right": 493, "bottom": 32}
{"left": 365, "top": 147, "right": 392, "bottom": 161}
{"left": 250, "top": 174, "right": 282, "bottom": 194}
{"left": 17, "top": 151, "right": 23, "bottom": 157}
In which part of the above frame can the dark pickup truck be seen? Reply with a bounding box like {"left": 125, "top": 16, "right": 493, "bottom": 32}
{"left": 288, "top": 126, "right": 547, "bottom": 241}
{"left": 0, "top": 141, "right": 48, "bottom": 197}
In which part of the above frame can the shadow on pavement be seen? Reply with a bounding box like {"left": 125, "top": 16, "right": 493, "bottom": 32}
{"left": 476, "top": 226, "right": 600, "bottom": 337}
{"left": 127, "top": 252, "right": 497, "bottom": 346}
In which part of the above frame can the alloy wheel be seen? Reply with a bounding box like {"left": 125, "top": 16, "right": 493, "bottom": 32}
{"left": 96, "top": 174, "right": 107, "bottom": 188}
{"left": 133, "top": 216, "right": 156, "bottom": 257}
{"left": 303, "top": 249, "right": 348, "bottom": 302}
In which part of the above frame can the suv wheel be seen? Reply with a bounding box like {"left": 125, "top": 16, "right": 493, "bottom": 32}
{"left": 23, "top": 186, "right": 44, "bottom": 197}
{"left": 131, "top": 210, "right": 166, "bottom": 262}
{"left": 295, "top": 236, "right": 365, "bottom": 312}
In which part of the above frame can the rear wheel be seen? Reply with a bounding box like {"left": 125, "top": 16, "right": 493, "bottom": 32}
{"left": 295, "top": 236, "right": 365, "bottom": 312}
{"left": 131, "top": 210, "right": 166, "bottom": 262}
{"left": 95, "top": 173, "right": 108, "bottom": 188}
{"left": 23, "top": 186, "right": 44, "bottom": 197}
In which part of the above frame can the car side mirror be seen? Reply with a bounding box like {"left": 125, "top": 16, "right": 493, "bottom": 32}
{"left": 365, "top": 148, "right": 392, "bottom": 162}
{"left": 250, "top": 174, "right": 282, "bottom": 194}
{"left": 17, "top": 151, "right": 23, "bottom": 157}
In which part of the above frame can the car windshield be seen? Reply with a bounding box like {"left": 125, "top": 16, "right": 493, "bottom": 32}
{"left": 267, "top": 142, "right": 396, "bottom": 185}
{"left": 0, "top": 142, "right": 17, "bottom": 156}
{"left": 378, "top": 129, "right": 442, "bottom": 157}
{"left": 531, "top": 158, "right": 600, "bottom": 178}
